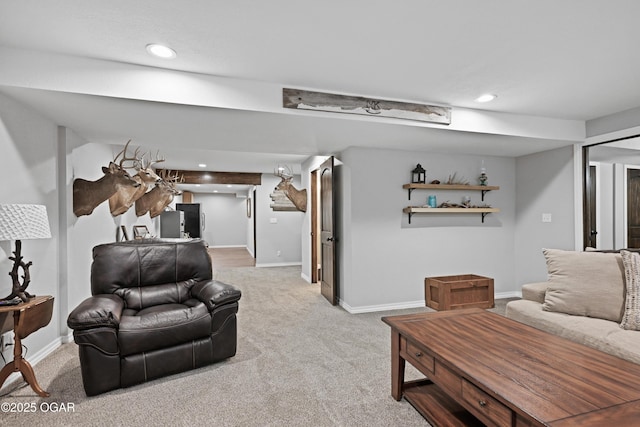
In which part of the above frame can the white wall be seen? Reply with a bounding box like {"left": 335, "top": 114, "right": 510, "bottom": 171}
{"left": 255, "top": 174, "right": 303, "bottom": 266}
{"left": 337, "top": 147, "right": 516, "bottom": 312}
{"left": 514, "top": 146, "right": 576, "bottom": 286}
{"left": 0, "top": 92, "right": 60, "bottom": 371}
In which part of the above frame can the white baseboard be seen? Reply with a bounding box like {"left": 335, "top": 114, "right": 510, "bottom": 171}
{"left": 340, "top": 299, "right": 425, "bottom": 314}
{"left": 300, "top": 272, "right": 311, "bottom": 283}
{"left": 339, "top": 291, "right": 522, "bottom": 314}
{"left": 0, "top": 337, "right": 62, "bottom": 394}
{"left": 255, "top": 262, "right": 302, "bottom": 268}
{"left": 496, "top": 291, "right": 522, "bottom": 299}
{"left": 210, "top": 245, "right": 247, "bottom": 249}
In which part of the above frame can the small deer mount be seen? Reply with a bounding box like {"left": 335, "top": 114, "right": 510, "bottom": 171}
{"left": 273, "top": 166, "right": 306, "bottom": 212}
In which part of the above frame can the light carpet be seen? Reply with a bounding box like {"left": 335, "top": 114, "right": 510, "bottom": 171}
{"left": 0, "top": 266, "right": 513, "bottom": 426}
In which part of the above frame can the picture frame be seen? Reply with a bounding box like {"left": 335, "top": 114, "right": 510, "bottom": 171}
{"left": 120, "top": 225, "right": 129, "bottom": 241}
{"left": 133, "top": 225, "right": 149, "bottom": 239}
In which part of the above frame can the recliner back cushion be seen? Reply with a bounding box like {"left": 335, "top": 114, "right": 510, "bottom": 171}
{"left": 91, "top": 240, "right": 212, "bottom": 308}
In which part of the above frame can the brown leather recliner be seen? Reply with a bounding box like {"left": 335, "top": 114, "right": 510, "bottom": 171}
{"left": 67, "top": 239, "right": 241, "bottom": 396}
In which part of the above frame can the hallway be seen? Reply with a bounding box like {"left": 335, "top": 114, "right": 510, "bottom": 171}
{"left": 208, "top": 247, "right": 255, "bottom": 269}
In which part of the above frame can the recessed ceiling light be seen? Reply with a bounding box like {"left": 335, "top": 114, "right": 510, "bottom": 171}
{"left": 195, "top": 184, "right": 201, "bottom": 187}
{"left": 213, "top": 190, "right": 218, "bottom": 193}
{"left": 198, "top": 163, "right": 207, "bottom": 168}
{"left": 227, "top": 185, "right": 233, "bottom": 188}
{"left": 146, "top": 44, "right": 176, "bottom": 59}
{"left": 475, "top": 94, "right": 497, "bottom": 103}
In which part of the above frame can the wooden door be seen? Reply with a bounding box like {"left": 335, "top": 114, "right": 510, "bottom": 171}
{"left": 320, "top": 157, "right": 337, "bottom": 305}
{"left": 310, "top": 169, "right": 319, "bottom": 283}
{"left": 628, "top": 168, "right": 640, "bottom": 248}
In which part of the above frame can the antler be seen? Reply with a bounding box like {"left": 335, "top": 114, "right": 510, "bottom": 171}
{"left": 275, "top": 165, "right": 293, "bottom": 179}
{"left": 145, "top": 150, "right": 165, "bottom": 169}
{"left": 115, "top": 140, "right": 142, "bottom": 170}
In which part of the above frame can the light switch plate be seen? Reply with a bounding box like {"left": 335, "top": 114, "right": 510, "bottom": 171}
{"left": 542, "top": 213, "right": 552, "bottom": 223}
{"left": 270, "top": 218, "right": 278, "bottom": 224}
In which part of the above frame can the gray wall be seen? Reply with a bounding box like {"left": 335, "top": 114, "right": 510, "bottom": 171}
{"left": 197, "top": 192, "right": 248, "bottom": 247}
{"left": 514, "top": 146, "right": 576, "bottom": 285}
{"left": 0, "top": 92, "right": 60, "bottom": 366}
{"left": 337, "top": 147, "right": 517, "bottom": 312}
{"left": 255, "top": 174, "right": 303, "bottom": 266}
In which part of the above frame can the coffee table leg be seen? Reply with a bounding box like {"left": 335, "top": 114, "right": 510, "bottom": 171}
{"left": 391, "top": 330, "right": 405, "bottom": 401}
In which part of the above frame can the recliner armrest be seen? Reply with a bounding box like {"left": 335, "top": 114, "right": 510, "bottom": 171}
{"left": 67, "top": 294, "right": 124, "bottom": 330}
{"left": 191, "top": 280, "right": 241, "bottom": 311}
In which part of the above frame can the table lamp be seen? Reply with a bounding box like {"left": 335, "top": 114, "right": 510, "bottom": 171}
{"left": 0, "top": 204, "right": 51, "bottom": 302}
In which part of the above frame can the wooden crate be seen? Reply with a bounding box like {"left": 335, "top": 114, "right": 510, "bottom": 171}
{"left": 425, "top": 274, "right": 494, "bottom": 311}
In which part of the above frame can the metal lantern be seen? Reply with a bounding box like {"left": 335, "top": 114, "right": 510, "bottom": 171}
{"left": 412, "top": 164, "right": 426, "bottom": 184}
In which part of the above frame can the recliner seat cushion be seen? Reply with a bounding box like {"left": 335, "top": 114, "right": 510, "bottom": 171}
{"left": 118, "top": 299, "right": 211, "bottom": 356}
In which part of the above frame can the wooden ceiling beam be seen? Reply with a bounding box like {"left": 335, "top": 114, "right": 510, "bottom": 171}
{"left": 156, "top": 169, "right": 262, "bottom": 185}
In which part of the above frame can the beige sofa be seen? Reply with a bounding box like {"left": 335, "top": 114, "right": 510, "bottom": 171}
{"left": 505, "top": 249, "right": 640, "bottom": 365}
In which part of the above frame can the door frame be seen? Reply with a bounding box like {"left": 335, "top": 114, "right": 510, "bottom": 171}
{"left": 310, "top": 169, "right": 319, "bottom": 283}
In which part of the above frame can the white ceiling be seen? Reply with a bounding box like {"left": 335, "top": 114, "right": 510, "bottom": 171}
{"left": 1, "top": 1, "right": 639, "bottom": 177}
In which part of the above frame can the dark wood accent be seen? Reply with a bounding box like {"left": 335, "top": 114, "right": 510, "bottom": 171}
{"left": 628, "top": 168, "right": 640, "bottom": 248}
{"left": 181, "top": 191, "right": 194, "bottom": 203}
{"left": 383, "top": 309, "right": 640, "bottom": 426}
{"left": 320, "top": 156, "right": 337, "bottom": 305}
{"left": 0, "top": 295, "right": 54, "bottom": 397}
{"left": 582, "top": 145, "right": 592, "bottom": 250}
{"left": 156, "top": 169, "right": 261, "bottom": 185}
{"left": 311, "top": 168, "right": 319, "bottom": 283}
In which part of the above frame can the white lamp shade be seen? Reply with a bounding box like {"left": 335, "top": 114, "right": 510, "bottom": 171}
{"left": 0, "top": 204, "right": 51, "bottom": 241}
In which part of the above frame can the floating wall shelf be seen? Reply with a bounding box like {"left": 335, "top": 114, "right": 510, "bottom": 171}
{"left": 402, "top": 183, "right": 499, "bottom": 201}
{"left": 402, "top": 183, "right": 500, "bottom": 223}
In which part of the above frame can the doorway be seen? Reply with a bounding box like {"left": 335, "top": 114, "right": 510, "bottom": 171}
{"left": 311, "top": 156, "right": 337, "bottom": 305}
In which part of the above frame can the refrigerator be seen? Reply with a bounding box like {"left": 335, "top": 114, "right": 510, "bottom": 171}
{"left": 176, "top": 203, "right": 204, "bottom": 238}
{"left": 160, "top": 210, "right": 184, "bottom": 238}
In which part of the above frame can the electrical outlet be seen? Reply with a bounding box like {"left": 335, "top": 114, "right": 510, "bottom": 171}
{"left": 277, "top": 250, "right": 281, "bottom": 257}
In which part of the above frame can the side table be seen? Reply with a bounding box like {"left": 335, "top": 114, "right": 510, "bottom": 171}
{"left": 0, "top": 295, "right": 54, "bottom": 397}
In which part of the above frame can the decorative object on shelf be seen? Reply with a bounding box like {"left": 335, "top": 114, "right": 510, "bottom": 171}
{"left": 119, "top": 225, "right": 129, "bottom": 241}
{"left": 430, "top": 179, "right": 440, "bottom": 184}
{"left": 401, "top": 183, "right": 500, "bottom": 223}
{"left": 412, "top": 164, "right": 426, "bottom": 184}
{"left": 462, "top": 196, "right": 471, "bottom": 206}
{"left": 445, "top": 172, "right": 469, "bottom": 185}
{"left": 133, "top": 225, "right": 150, "bottom": 239}
{"left": 0, "top": 204, "right": 51, "bottom": 302}
{"left": 274, "top": 166, "right": 307, "bottom": 212}
{"left": 479, "top": 161, "right": 488, "bottom": 186}
{"left": 479, "top": 169, "right": 488, "bottom": 186}
{"left": 283, "top": 88, "right": 452, "bottom": 125}
{"left": 428, "top": 195, "right": 437, "bottom": 208}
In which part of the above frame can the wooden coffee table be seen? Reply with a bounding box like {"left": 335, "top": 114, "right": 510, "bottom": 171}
{"left": 382, "top": 309, "right": 640, "bottom": 426}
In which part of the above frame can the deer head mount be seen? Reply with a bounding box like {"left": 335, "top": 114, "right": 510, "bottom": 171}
{"left": 274, "top": 166, "right": 307, "bottom": 212}
{"left": 73, "top": 147, "right": 140, "bottom": 217}
{"left": 135, "top": 169, "right": 183, "bottom": 218}
{"left": 108, "top": 141, "right": 164, "bottom": 216}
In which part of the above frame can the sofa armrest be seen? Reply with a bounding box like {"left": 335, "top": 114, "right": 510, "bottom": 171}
{"left": 67, "top": 294, "right": 124, "bottom": 331}
{"left": 191, "top": 280, "right": 242, "bottom": 311}
{"left": 521, "top": 282, "right": 549, "bottom": 304}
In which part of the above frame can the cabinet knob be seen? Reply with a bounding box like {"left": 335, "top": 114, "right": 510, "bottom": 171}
{"left": 414, "top": 352, "right": 422, "bottom": 357}
{"left": 478, "top": 400, "right": 487, "bottom": 407}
